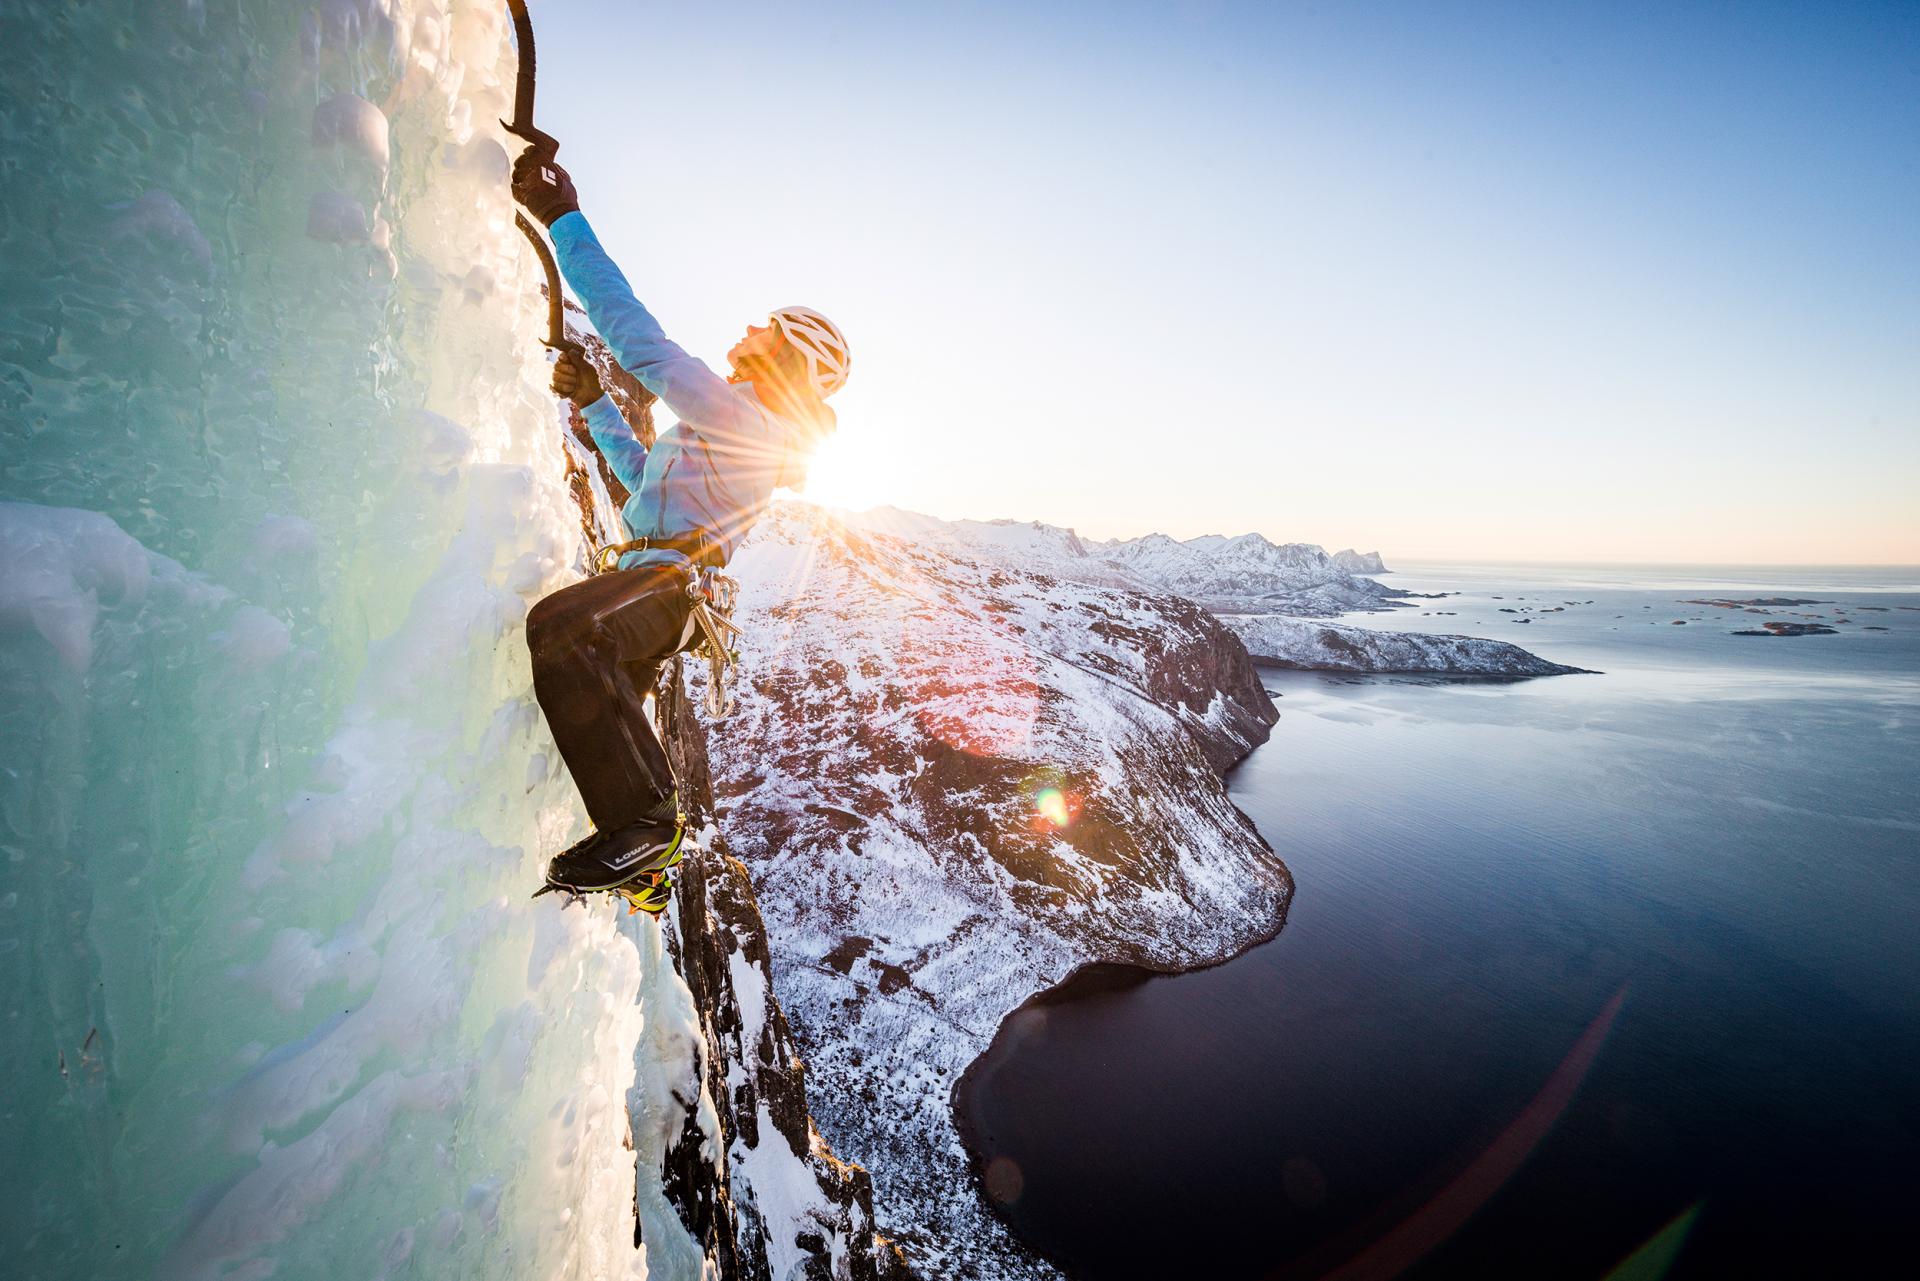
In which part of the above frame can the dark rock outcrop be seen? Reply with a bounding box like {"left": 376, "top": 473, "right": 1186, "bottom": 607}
{"left": 655, "top": 678, "right": 911, "bottom": 1281}
{"left": 1684, "top": 597, "right": 1832, "bottom": 608}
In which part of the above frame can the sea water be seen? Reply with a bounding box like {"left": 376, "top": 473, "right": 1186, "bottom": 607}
{"left": 958, "top": 563, "right": 1920, "bottom": 1279}
{"left": 1, "top": 5, "right": 690, "bottom": 1278}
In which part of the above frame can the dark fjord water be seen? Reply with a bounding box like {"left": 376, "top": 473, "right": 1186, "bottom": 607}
{"left": 957, "top": 564, "right": 1920, "bottom": 1279}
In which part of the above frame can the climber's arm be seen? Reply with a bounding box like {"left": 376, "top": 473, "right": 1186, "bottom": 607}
{"left": 580, "top": 395, "right": 649, "bottom": 495}
{"left": 545, "top": 212, "right": 763, "bottom": 442}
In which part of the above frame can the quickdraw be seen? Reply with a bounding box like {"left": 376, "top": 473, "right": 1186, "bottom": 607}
{"left": 686, "top": 568, "right": 743, "bottom": 719}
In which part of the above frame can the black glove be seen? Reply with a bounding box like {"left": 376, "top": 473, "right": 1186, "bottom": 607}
{"left": 552, "top": 348, "right": 603, "bottom": 408}
{"left": 512, "top": 148, "right": 579, "bottom": 227}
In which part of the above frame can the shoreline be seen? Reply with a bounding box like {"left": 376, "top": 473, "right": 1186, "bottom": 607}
{"left": 947, "top": 733, "right": 1297, "bottom": 1279}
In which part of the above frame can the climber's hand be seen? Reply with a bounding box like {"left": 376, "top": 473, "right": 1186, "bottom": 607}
{"left": 512, "top": 148, "right": 580, "bottom": 227}
{"left": 552, "top": 349, "right": 603, "bottom": 408}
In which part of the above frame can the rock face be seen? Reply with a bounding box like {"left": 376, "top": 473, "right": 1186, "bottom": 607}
{"left": 1221, "top": 614, "right": 1592, "bottom": 676}
{"left": 1331, "top": 548, "right": 1389, "bottom": 574}
{"left": 652, "top": 681, "right": 912, "bottom": 1281}
{"left": 558, "top": 348, "right": 909, "bottom": 1280}
{"left": 699, "top": 502, "right": 1292, "bottom": 1276}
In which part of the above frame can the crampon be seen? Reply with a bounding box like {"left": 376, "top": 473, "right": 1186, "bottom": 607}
{"left": 532, "top": 870, "right": 674, "bottom": 917}
{"left": 532, "top": 818, "right": 686, "bottom": 917}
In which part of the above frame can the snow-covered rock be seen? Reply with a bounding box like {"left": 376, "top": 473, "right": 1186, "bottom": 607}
{"left": 1331, "top": 548, "right": 1389, "bottom": 574}
{"left": 1222, "top": 614, "right": 1590, "bottom": 676}
{"left": 1090, "top": 530, "right": 1406, "bottom": 614}
{"left": 649, "top": 684, "right": 911, "bottom": 1280}
{"left": 840, "top": 507, "right": 1141, "bottom": 590}
{"left": 701, "top": 502, "right": 1291, "bottom": 1277}
{"left": 834, "top": 510, "right": 1403, "bottom": 615}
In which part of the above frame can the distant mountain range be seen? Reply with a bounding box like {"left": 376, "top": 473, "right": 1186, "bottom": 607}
{"left": 842, "top": 508, "right": 1407, "bottom": 616}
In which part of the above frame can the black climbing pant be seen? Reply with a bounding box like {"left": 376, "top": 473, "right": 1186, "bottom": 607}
{"left": 525, "top": 563, "right": 695, "bottom": 831}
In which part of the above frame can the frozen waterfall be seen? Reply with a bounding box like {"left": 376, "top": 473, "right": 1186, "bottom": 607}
{"left": 1, "top": 4, "right": 701, "bottom": 1276}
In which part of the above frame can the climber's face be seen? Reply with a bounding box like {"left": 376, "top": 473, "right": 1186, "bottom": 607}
{"left": 728, "top": 321, "right": 784, "bottom": 371}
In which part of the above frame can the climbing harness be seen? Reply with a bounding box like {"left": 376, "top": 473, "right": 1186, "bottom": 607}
{"left": 503, "top": 2, "right": 583, "bottom": 363}
{"left": 588, "top": 538, "right": 743, "bottom": 719}
{"left": 591, "top": 530, "right": 722, "bottom": 574}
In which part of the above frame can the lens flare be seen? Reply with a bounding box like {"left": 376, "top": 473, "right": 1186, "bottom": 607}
{"left": 1035, "top": 787, "right": 1070, "bottom": 827}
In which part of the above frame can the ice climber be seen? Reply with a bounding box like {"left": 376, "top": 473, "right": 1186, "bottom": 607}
{"left": 511, "top": 147, "right": 849, "bottom": 913}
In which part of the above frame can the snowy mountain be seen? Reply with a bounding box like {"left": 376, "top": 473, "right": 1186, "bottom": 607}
{"left": 1220, "top": 614, "right": 1590, "bottom": 676}
{"left": 648, "top": 679, "right": 910, "bottom": 1281}
{"left": 1090, "top": 530, "right": 1407, "bottom": 613}
{"left": 1331, "top": 548, "right": 1389, "bottom": 574}
{"left": 839, "top": 511, "right": 1408, "bottom": 616}
{"left": 697, "top": 502, "right": 1292, "bottom": 1276}
{"left": 838, "top": 506, "right": 1140, "bottom": 590}
{"left": 826, "top": 511, "right": 1590, "bottom": 678}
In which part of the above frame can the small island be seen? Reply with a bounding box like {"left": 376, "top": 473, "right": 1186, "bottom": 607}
{"left": 1732, "top": 622, "right": 1839, "bottom": 637}
{"left": 1684, "top": 597, "right": 1833, "bottom": 608}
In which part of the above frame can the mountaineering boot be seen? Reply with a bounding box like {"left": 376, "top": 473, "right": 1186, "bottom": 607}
{"left": 541, "top": 818, "right": 685, "bottom": 894}
{"left": 640, "top": 790, "right": 680, "bottom": 827}
{"left": 614, "top": 872, "right": 674, "bottom": 918}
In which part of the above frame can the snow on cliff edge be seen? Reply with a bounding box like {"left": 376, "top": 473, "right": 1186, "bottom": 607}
{"left": 699, "top": 501, "right": 1291, "bottom": 1278}
{"left": 1221, "top": 613, "right": 1591, "bottom": 676}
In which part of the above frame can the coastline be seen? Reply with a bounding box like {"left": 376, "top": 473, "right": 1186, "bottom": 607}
{"left": 948, "top": 734, "right": 1297, "bottom": 1279}
{"left": 936, "top": 574, "right": 1920, "bottom": 1278}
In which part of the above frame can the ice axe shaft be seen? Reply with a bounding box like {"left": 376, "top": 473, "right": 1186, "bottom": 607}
{"left": 503, "top": 2, "right": 580, "bottom": 357}
{"left": 502, "top": 1, "right": 560, "bottom": 158}
{"left": 515, "top": 212, "right": 580, "bottom": 356}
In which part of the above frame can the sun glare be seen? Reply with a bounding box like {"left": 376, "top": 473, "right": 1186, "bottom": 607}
{"left": 795, "top": 424, "right": 898, "bottom": 512}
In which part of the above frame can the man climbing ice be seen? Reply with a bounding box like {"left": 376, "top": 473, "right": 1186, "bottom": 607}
{"left": 511, "top": 146, "right": 849, "bottom": 914}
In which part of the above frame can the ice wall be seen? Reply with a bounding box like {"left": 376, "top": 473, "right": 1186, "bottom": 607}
{"left": 0, "top": 4, "right": 691, "bottom": 1276}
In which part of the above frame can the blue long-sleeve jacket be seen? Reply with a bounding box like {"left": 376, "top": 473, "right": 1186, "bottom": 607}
{"left": 549, "top": 211, "right": 830, "bottom": 570}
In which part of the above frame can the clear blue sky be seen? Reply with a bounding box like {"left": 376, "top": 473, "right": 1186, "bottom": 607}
{"left": 528, "top": 0, "right": 1919, "bottom": 562}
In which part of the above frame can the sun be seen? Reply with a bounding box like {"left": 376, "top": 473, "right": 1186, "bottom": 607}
{"left": 793, "top": 421, "right": 902, "bottom": 512}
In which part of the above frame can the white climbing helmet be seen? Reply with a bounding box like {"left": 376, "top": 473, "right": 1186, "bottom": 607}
{"left": 768, "top": 305, "right": 850, "bottom": 399}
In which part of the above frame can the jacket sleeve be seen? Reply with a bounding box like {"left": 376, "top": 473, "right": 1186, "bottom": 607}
{"left": 548, "top": 212, "right": 766, "bottom": 445}
{"left": 579, "top": 395, "right": 648, "bottom": 495}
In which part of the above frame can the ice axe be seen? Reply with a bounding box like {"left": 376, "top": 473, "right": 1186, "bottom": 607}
{"left": 502, "top": 1, "right": 582, "bottom": 360}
